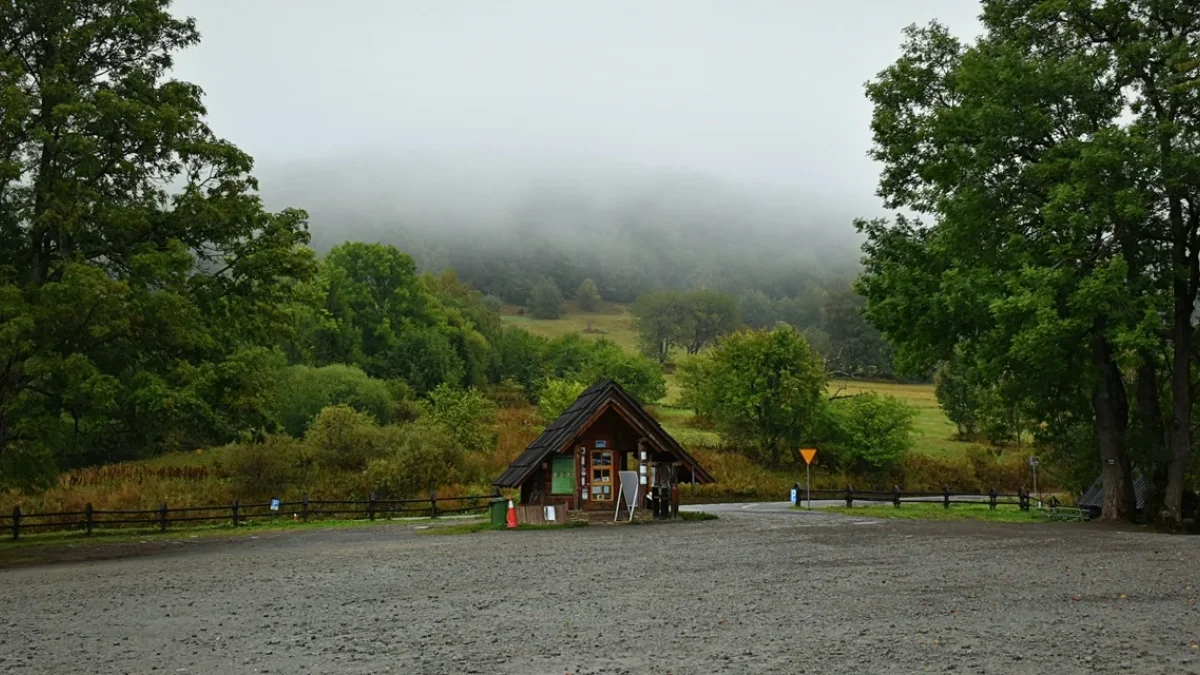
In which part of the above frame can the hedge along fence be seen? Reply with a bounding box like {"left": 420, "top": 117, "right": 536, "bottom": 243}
{"left": 2, "top": 492, "right": 495, "bottom": 541}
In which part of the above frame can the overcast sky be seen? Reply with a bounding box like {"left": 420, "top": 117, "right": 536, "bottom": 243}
{"left": 170, "top": 0, "right": 981, "bottom": 214}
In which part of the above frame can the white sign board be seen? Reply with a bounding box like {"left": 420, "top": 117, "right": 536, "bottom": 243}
{"left": 614, "top": 470, "right": 640, "bottom": 522}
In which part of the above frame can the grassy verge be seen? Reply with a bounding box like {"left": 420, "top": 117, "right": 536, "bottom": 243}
{"left": 0, "top": 515, "right": 481, "bottom": 558}
{"left": 678, "top": 511, "right": 718, "bottom": 522}
{"left": 818, "top": 502, "right": 1053, "bottom": 523}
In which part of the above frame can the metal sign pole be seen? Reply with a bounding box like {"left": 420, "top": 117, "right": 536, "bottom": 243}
{"left": 806, "top": 463, "right": 811, "bottom": 510}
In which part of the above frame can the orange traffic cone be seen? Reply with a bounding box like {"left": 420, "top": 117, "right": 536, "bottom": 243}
{"left": 506, "top": 499, "right": 518, "bottom": 529}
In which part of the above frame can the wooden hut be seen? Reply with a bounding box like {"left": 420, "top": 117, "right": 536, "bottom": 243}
{"left": 493, "top": 380, "right": 714, "bottom": 512}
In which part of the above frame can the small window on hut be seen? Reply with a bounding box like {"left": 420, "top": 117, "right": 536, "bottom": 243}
{"left": 550, "top": 456, "right": 575, "bottom": 495}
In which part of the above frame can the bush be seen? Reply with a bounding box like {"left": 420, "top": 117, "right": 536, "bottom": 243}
{"left": 367, "top": 420, "right": 465, "bottom": 497}
{"left": 529, "top": 278, "right": 564, "bottom": 319}
{"left": 580, "top": 339, "right": 667, "bottom": 403}
{"left": 273, "top": 364, "right": 395, "bottom": 437}
{"left": 820, "top": 393, "right": 916, "bottom": 473}
{"left": 223, "top": 435, "right": 305, "bottom": 499}
{"left": 423, "top": 384, "right": 495, "bottom": 453}
{"left": 538, "top": 379, "right": 587, "bottom": 421}
{"left": 303, "top": 405, "right": 392, "bottom": 472}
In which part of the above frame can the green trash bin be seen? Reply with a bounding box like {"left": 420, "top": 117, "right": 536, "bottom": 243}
{"left": 489, "top": 498, "right": 507, "bottom": 527}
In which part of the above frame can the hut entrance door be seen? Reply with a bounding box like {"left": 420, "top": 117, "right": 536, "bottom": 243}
{"left": 589, "top": 449, "right": 614, "bottom": 504}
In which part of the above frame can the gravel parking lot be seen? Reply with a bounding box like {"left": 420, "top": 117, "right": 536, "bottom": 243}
{"left": 1, "top": 509, "right": 1198, "bottom": 675}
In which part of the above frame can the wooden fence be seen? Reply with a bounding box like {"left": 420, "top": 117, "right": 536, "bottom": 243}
{"left": 1, "top": 492, "right": 495, "bottom": 541}
{"left": 798, "top": 485, "right": 1040, "bottom": 511}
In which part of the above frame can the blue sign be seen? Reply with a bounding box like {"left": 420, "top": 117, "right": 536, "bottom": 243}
{"left": 595, "top": 440, "right": 607, "bottom": 448}
{"left": 270, "top": 499, "right": 280, "bottom": 511}
{"left": 790, "top": 488, "right": 797, "bottom": 505}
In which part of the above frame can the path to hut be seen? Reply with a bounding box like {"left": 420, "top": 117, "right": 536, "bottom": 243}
{"left": 2, "top": 509, "right": 1197, "bottom": 674}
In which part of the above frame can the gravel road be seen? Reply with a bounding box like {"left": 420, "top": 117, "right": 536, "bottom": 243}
{"left": 1, "top": 509, "right": 1198, "bottom": 675}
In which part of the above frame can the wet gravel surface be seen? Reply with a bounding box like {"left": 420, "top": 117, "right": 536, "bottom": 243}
{"left": 2, "top": 509, "right": 1199, "bottom": 674}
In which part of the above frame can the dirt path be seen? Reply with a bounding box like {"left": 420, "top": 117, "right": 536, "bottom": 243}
{"left": 1, "top": 511, "right": 1197, "bottom": 674}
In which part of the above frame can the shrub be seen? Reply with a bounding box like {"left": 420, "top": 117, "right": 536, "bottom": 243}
{"left": 538, "top": 379, "right": 587, "bottom": 421}
{"left": 223, "top": 435, "right": 305, "bottom": 499}
{"left": 273, "top": 364, "right": 395, "bottom": 437}
{"left": 367, "top": 420, "right": 465, "bottom": 497}
{"left": 820, "top": 393, "right": 916, "bottom": 473}
{"left": 423, "top": 383, "right": 496, "bottom": 453}
{"left": 580, "top": 339, "right": 667, "bottom": 403}
{"left": 304, "top": 405, "right": 392, "bottom": 472}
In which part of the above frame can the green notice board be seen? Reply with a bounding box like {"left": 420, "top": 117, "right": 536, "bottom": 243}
{"left": 551, "top": 456, "right": 575, "bottom": 494}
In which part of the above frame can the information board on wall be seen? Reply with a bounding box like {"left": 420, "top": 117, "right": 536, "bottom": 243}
{"left": 551, "top": 456, "right": 575, "bottom": 494}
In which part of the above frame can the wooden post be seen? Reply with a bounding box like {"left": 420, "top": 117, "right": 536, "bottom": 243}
{"left": 368, "top": 491, "right": 376, "bottom": 522}
{"left": 11, "top": 505, "right": 19, "bottom": 541}
{"left": 430, "top": 489, "right": 439, "bottom": 519}
{"left": 85, "top": 503, "right": 94, "bottom": 536}
{"left": 989, "top": 488, "right": 997, "bottom": 511}
{"left": 160, "top": 502, "right": 168, "bottom": 532}
{"left": 892, "top": 485, "right": 901, "bottom": 508}
{"left": 943, "top": 486, "right": 950, "bottom": 510}
{"left": 232, "top": 499, "right": 240, "bottom": 527}
{"left": 671, "top": 483, "right": 679, "bottom": 519}
{"left": 845, "top": 484, "right": 854, "bottom": 509}
{"left": 302, "top": 494, "right": 309, "bottom": 523}
{"left": 1018, "top": 487, "right": 1028, "bottom": 512}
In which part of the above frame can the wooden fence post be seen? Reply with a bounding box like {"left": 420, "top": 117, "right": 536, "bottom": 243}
{"left": 989, "top": 488, "right": 997, "bottom": 511}
{"left": 845, "top": 484, "right": 854, "bottom": 508}
{"left": 892, "top": 485, "right": 901, "bottom": 508}
{"left": 302, "top": 494, "right": 309, "bottom": 523}
{"left": 232, "top": 499, "right": 240, "bottom": 527}
{"left": 85, "top": 503, "right": 94, "bottom": 536}
{"left": 1018, "top": 487, "right": 1028, "bottom": 512}
{"left": 368, "top": 491, "right": 376, "bottom": 522}
{"left": 11, "top": 505, "right": 19, "bottom": 541}
{"left": 430, "top": 489, "right": 439, "bottom": 519}
{"left": 943, "top": 486, "right": 950, "bottom": 510}
{"left": 160, "top": 502, "right": 168, "bottom": 532}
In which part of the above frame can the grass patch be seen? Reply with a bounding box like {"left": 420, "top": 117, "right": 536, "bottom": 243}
{"left": 0, "top": 515, "right": 470, "bottom": 552}
{"left": 678, "top": 511, "right": 718, "bottom": 522}
{"left": 820, "top": 502, "right": 1052, "bottom": 523}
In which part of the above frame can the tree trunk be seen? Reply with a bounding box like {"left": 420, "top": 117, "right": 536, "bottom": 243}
{"left": 1164, "top": 194, "right": 1194, "bottom": 525}
{"left": 1135, "top": 359, "right": 1170, "bottom": 521}
{"left": 1092, "top": 332, "right": 1135, "bottom": 521}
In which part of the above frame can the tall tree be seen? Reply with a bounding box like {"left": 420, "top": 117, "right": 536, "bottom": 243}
{"left": 679, "top": 327, "right": 827, "bottom": 467}
{"left": 681, "top": 289, "right": 738, "bottom": 355}
{"left": 0, "top": 0, "right": 314, "bottom": 485}
{"left": 575, "top": 278, "right": 601, "bottom": 312}
{"left": 857, "top": 1, "right": 1200, "bottom": 522}
{"left": 630, "top": 289, "right": 686, "bottom": 363}
{"left": 528, "top": 278, "right": 564, "bottom": 320}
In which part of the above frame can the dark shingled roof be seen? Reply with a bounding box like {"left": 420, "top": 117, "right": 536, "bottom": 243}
{"left": 1078, "top": 475, "right": 1146, "bottom": 512}
{"left": 492, "top": 380, "right": 714, "bottom": 488}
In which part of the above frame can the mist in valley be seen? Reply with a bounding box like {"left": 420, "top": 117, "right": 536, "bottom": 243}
{"left": 169, "top": 0, "right": 983, "bottom": 300}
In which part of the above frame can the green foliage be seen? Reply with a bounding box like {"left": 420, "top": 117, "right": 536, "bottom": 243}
{"left": 538, "top": 379, "right": 588, "bottom": 421}
{"left": 366, "top": 420, "right": 465, "bottom": 497}
{"left": 682, "top": 290, "right": 738, "bottom": 355}
{"left": 631, "top": 289, "right": 737, "bottom": 361}
{"left": 423, "top": 384, "right": 496, "bottom": 453}
{"left": 0, "top": 1, "right": 316, "bottom": 486}
{"left": 529, "top": 278, "right": 564, "bottom": 319}
{"left": 857, "top": 3, "right": 1200, "bottom": 520}
{"left": 580, "top": 339, "right": 667, "bottom": 403}
{"left": 492, "top": 327, "right": 549, "bottom": 394}
{"left": 738, "top": 290, "right": 775, "bottom": 330}
{"left": 820, "top": 283, "right": 892, "bottom": 378}
{"left": 224, "top": 435, "right": 305, "bottom": 499}
{"left": 303, "top": 405, "right": 392, "bottom": 472}
{"left": 680, "top": 327, "right": 828, "bottom": 467}
{"left": 272, "top": 365, "right": 395, "bottom": 437}
{"left": 544, "top": 333, "right": 595, "bottom": 379}
{"left": 820, "top": 394, "right": 917, "bottom": 473}
{"left": 576, "top": 278, "right": 601, "bottom": 312}
{"left": 631, "top": 290, "right": 687, "bottom": 363}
